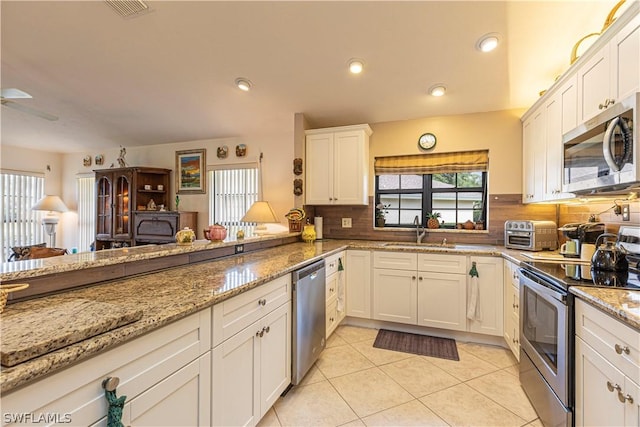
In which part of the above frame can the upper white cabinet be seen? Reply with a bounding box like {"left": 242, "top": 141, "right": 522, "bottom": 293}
{"left": 522, "top": 107, "right": 546, "bottom": 203}
{"left": 577, "top": 13, "right": 640, "bottom": 123}
{"left": 305, "top": 124, "right": 372, "bottom": 205}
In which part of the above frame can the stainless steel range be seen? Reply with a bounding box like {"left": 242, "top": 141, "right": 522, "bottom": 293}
{"left": 518, "top": 225, "right": 640, "bottom": 427}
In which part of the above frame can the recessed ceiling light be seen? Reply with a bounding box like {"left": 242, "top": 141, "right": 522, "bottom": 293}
{"left": 348, "top": 59, "right": 364, "bottom": 74}
{"left": 477, "top": 33, "right": 499, "bottom": 52}
{"left": 235, "top": 78, "right": 252, "bottom": 91}
{"left": 428, "top": 85, "right": 446, "bottom": 97}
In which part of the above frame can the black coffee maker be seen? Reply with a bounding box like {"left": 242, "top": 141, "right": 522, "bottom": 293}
{"left": 557, "top": 222, "right": 605, "bottom": 257}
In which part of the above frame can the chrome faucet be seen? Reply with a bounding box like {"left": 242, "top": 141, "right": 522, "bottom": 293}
{"left": 414, "top": 215, "right": 426, "bottom": 243}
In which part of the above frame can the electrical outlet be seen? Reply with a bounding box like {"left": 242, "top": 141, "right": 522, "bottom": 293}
{"left": 235, "top": 244, "right": 244, "bottom": 254}
{"left": 341, "top": 218, "right": 352, "bottom": 228}
{"left": 622, "top": 204, "right": 630, "bottom": 221}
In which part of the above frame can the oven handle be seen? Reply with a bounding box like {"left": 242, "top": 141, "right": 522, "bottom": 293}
{"left": 518, "top": 268, "right": 567, "bottom": 303}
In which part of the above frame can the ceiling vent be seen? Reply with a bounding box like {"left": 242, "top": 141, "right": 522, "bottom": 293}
{"left": 105, "top": 0, "right": 149, "bottom": 18}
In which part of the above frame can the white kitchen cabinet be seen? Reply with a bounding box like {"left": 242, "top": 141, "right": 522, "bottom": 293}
{"left": 373, "top": 267, "right": 417, "bottom": 325}
{"left": 417, "top": 253, "right": 468, "bottom": 332}
{"left": 94, "top": 353, "right": 211, "bottom": 427}
{"left": 212, "top": 277, "right": 291, "bottom": 427}
{"left": 577, "top": 13, "right": 640, "bottom": 123}
{"left": 2, "top": 309, "right": 212, "bottom": 427}
{"left": 503, "top": 259, "right": 520, "bottom": 360}
{"left": 345, "top": 250, "right": 372, "bottom": 318}
{"left": 326, "top": 251, "right": 346, "bottom": 337}
{"left": 467, "top": 257, "right": 504, "bottom": 337}
{"left": 522, "top": 107, "right": 546, "bottom": 203}
{"left": 575, "top": 299, "right": 640, "bottom": 426}
{"left": 305, "top": 124, "right": 372, "bottom": 205}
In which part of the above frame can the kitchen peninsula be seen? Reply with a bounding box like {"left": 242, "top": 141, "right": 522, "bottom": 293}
{"left": 2, "top": 238, "right": 639, "bottom": 426}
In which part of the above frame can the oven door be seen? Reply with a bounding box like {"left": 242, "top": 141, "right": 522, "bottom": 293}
{"left": 519, "top": 268, "right": 569, "bottom": 406}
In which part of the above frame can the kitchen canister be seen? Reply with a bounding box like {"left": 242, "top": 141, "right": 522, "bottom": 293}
{"left": 314, "top": 217, "right": 323, "bottom": 240}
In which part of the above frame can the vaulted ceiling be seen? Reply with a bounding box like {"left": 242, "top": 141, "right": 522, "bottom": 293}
{"left": 0, "top": 1, "right": 627, "bottom": 153}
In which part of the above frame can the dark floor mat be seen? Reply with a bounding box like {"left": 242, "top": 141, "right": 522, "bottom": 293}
{"left": 373, "top": 329, "right": 459, "bottom": 361}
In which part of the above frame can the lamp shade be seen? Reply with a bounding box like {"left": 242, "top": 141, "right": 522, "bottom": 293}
{"left": 32, "top": 195, "right": 68, "bottom": 213}
{"left": 241, "top": 201, "right": 278, "bottom": 224}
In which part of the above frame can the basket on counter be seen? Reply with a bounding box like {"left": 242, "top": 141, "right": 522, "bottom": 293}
{"left": 288, "top": 219, "right": 302, "bottom": 232}
{"left": 285, "top": 208, "right": 306, "bottom": 233}
{"left": 1, "top": 283, "right": 29, "bottom": 313}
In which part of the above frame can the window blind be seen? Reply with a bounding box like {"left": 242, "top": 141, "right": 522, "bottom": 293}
{"left": 374, "top": 150, "right": 489, "bottom": 175}
{"left": 77, "top": 176, "right": 96, "bottom": 252}
{"left": 208, "top": 164, "right": 259, "bottom": 237}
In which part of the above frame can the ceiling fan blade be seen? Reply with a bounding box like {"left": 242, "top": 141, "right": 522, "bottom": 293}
{"left": 1, "top": 99, "right": 59, "bottom": 121}
{"left": 0, "top": 88, "right": 33, "bottom": 99}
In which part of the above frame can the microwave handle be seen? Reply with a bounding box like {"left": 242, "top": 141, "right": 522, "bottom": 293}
{"left": 603, "top": 116, "right": 621, "bottom": 172}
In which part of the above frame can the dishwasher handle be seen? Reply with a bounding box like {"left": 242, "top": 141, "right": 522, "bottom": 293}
{"left": 292, "top": 259, "right": 325, "bottom": 283}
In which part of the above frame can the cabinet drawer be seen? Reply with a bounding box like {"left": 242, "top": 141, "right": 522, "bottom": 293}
{"left": 326, "top": 299, "right": 339, "bottom": 337}
{"left": 326, "top": 271, "right": 339, "bottom": 303}
{"left": 134, "top": 212, "right": 179, "bottom": 242}
{"left": 325, "top": 251, "right": 344, "bottom": 276}
{"left": 373, "top": 251, "right": 417, "bottom": 270}
{"left": 2, "top": 309, "right": 211, "bottom": 426}
{"left": 575, "top": 300, "right": 640, "bottom": 383}
{"left": 213, "top": 275, "right": 291, "bottom": 347}
{"left": 417, "top": 253, "right": 467, "bottom": 274}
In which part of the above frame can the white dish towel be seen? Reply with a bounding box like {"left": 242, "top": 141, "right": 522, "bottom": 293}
{"left": 467, "top": 262, "right": 482, "bottom": 321}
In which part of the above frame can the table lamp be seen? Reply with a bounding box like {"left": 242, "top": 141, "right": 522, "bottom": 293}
{"left": 241, "top": 152, "right": 278, "bottom": 235}
{"left": 32, "top": 195, "right": 68, "bottom": 247}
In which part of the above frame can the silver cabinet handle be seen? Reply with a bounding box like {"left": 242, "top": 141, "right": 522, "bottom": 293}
{"left": 102, "top": 376, "right": 120, "bottom": 392}
{"left": 607, "top": 381, "right": 622, "bottom": 393}
{"left": 418, "top": 276, "right": 423, "bottom": 281}
{"left": 256, "top": 329, "right": 264, "bottom": 337}
{"left": 614, "top": 344, "right": 630, "bottom": 355}
{"left": 412, "top": 276, "right": 416, "bottom": 280}
{"left": 623, "top": 394, "right": 634, "bottom": 404}
{"left": 258, "top": 298, "right": 267, "bottom": 306}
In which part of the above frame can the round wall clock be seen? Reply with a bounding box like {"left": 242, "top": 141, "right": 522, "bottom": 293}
{"left": 418, "top": 133, "right": 437, "bottom": 150}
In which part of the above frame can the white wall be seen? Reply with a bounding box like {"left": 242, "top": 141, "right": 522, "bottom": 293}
{"left": 58, "top": 129, "right": 294, "bottom": 250}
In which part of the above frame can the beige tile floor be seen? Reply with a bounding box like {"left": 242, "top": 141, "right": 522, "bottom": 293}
{"left": 258, "top": 325, "right": 543, "bottom": 427}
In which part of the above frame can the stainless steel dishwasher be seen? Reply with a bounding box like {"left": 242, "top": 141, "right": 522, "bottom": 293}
{"left": 291, "top": 259, "right": 326, "bottom": 385}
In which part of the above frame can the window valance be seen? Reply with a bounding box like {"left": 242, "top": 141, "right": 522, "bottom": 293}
{"left": 374, "top": 150, "right": 489, "bottom": 175}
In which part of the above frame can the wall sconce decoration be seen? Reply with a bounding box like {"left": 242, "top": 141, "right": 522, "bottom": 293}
{"left": 294, "top": 178, "right": 303, "bottom": 196}
{"left": 293, "top": 158, "right": 303, "bottom": 175}
{"left": 95, "top": 154, "right": 104, "bottom": 165}
{"left": 217, "top": 146, "right": 228, "bottom": 159}
{"left": 235, "top": 144, "right": 247, "bottom": 157}
{"left": 83, "top": 155, "right": 92, "bottom": 167}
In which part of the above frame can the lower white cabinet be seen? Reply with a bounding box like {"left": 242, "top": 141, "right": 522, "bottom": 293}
{"left": 326, "top": 251, "right": 346, "bottom": 337}
{"left": 575, "top": 299, "right": 640, "bottom": 426}
{"left": 368, "top": 251, "right": 503, "bottom": 337}
{"left": 345, "top": 250, "right": 371, "bottom": 318}
{"left": 467, "top": 256, "right": 504, "bottom": 337}
{"left": 2, "top": 309, "right": 212, "bottom": 427}
{"left": 503, "top": 259, "right": 520, "bottom": 360}
{"left": 212, "top": 277, "right": 292, "bottom": 427}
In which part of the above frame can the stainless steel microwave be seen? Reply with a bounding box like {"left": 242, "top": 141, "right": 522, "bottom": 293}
{"left": 562, "top": 92, "right": 639, "bottom": 194}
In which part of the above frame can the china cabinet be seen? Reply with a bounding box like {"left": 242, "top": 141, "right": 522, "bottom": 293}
{"left": 94, "top": 167, "right": 171, "bottom": 249}
{"left": 305, "top": 124, "right": 372, "bottom": 205}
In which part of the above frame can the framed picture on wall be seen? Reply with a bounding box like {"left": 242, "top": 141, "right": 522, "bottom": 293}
{"left": 176, "top": 149, "right": 206, "bottom": 194}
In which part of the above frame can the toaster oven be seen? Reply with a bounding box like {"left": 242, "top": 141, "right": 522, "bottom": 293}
{"left": 504, "top": 220, "right": 558, "bottom": 251}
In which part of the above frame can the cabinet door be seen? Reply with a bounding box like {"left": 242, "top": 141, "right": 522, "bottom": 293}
{"left": 333, "top": 130, "right": 368, "bottom": 205}
{"left": 503, "top": 261, "right": 520, "bottom": 360}
{"left": 575, "top": 337, "right": 626, "bottom": 427}
{"left": 577, "top": 46, "right": 611, "bottom": 123}
{"left": 625, "top": 376, "right": 640, "bottom": 427}
{"left": 417, "top": 271, "right": 466, "bottom": 331}
{"left": 96, "top": 174, "right": 113, "bottom": 240}
{"left": 372, "top": 268, "right": 417, "bottom": 325}
{"left": 113, "top": 171, "right": 133, "bottom": 240}
{"left": 467, "top": 257, "right": 504, "bottom": 337}
{"left": 258, "top": 303, "right": 291, "bottom": 419}
{"left": 212, "top": 324, "right": 259, "bottom": 427}
{"left": 560, "top": 74, "right": 578, "bottom": 135}
{"left": 545, "top": 94, "right": 564, "bottom": 199}
{"left": 305, "top": 133, "right": 334, "bottom": 204}
{"left": 345, "top": 250, "right": 371, "bottom": 319}
{"left": 612, "top": 14, "right": 640, "bottom": 103}
{"left": 522, "top": 109, "right": 545, "bottom": 203}
{"left": 121, "top": 353, "right": 211, "bottom": 427}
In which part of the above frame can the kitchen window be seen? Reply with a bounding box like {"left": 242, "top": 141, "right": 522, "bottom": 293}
{"left": 208, "top": 163, "right": 258, "bottom": 237}
{"left": 374, "top": 150, "right": 489, "bottom": 229}
{"left": 1, "top": 170, "right": 45, "bottom": 260}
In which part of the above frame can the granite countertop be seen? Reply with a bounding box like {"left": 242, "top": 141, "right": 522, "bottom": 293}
{"left": 570, "top": 286, "right": 640, "bottom": 331}
{"left": 0, "top": 239, "right": 530, "bottom": 394}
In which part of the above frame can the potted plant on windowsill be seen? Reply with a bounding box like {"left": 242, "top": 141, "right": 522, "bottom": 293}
{"left": 375, "top": 203, "right": 389, "bottom": 228}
